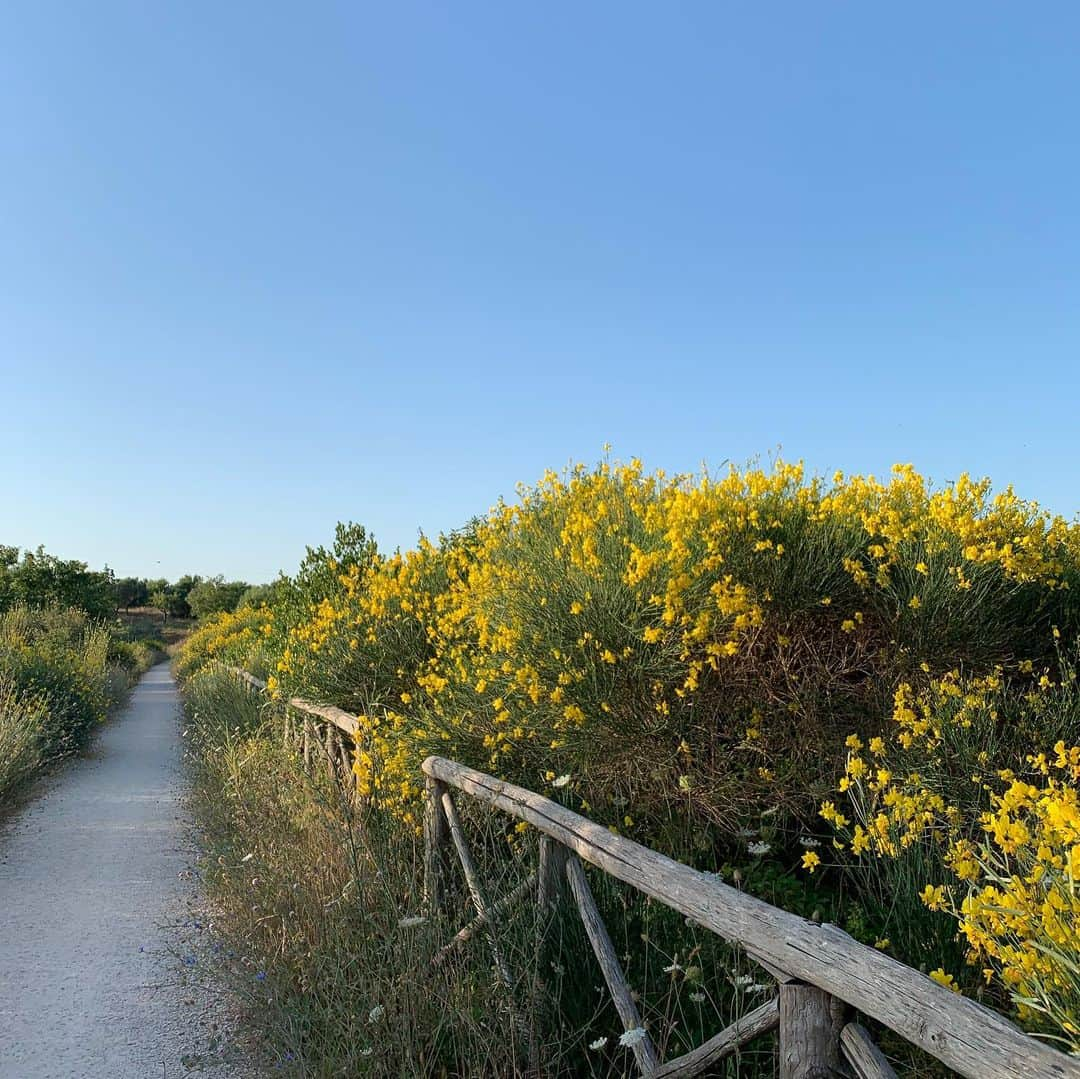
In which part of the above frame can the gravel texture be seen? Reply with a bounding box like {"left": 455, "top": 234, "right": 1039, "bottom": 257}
{"left": 0, "top": 662, "right": 248, "bottom": 1078}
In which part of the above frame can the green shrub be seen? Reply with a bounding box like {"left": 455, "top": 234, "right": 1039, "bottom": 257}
{"left": 0, "top": 676, "right": 47, "bottom": 800}
{"left": 0, "top": 604, "right": 163, "bottom": 798}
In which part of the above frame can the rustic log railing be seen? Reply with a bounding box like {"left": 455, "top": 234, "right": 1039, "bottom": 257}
{"left": 230, "top": 667, "right": 1080, "bottom": 1079}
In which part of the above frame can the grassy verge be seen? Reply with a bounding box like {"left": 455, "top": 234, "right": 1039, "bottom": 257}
{"left": 0, "top": 604, "right": 165, "bottom": 803}
{"left": 181, "top": 665, "right": 788, "bottom": 1077}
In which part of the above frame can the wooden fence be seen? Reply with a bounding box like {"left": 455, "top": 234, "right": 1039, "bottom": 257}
{"left": 230, "top": 667, "right": 1080, "bottom": 1079}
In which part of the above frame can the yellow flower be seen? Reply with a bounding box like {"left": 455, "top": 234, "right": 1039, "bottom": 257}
{"left": 928, "top": 968, "right": 959, "bottom": 993}
{"left": 920, "top": 884, "right": 946, "bottom": 911}
{"left": 801, "top": 851, "right": 821, "bottom": 872}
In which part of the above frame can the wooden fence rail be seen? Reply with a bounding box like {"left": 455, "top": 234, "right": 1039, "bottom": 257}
{"left": 230, "top": 667, "right": 1080, "bottom": 1079}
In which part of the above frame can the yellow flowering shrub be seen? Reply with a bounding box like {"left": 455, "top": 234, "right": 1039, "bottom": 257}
{"left": 171, "top": 453, "right": 1080, "bottom": 1049}
{"left": 171, "top": 456, "right": 1080, "bottom": 848}
{"left": 952, "top": 749, "right": 1080, "bottom": 1047}
{"left": 175, "top": 605, "right": 274, "bottom": 682}
{"left": 827, "top": 647, "right": 1080, "bottom": 1045}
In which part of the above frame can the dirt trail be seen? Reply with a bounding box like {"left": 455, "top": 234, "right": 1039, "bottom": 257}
{"left": 0, "top": 663, "right": 246, "bottom": 1078}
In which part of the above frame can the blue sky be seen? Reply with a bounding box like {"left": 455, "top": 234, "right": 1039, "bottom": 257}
{"left": 2, "top": 3, "right": 1078, "bottom": 582}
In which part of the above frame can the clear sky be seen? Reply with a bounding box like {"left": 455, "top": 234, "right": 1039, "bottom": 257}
{"left": 2, "top": 3, "right": 1078, "bottom": 583}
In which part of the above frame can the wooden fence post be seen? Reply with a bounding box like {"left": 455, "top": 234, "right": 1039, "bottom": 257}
{"left": 779, "top": 982, "right": 845, "bottom": 1079}
{"left": 338, "top": 738, "right": 353, "bottom": 783}
{"left": 302, "top": 718, "right": 312, "bottom": 769}
{"left": 537, "top": 835, "right": 568, "bottom": 919}
{"left": 424, "top": 775, "right": 450, "bottom": 914}
{"left": 323, "top": 726, "right": 337, "bottom": 782}
{"left": 528, "top": 836, "right": 569, "bottom": 1073}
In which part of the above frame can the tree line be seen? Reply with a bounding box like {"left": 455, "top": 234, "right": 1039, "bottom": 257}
{"left": 1, "top": 545, "right": 266, "bottom": 621}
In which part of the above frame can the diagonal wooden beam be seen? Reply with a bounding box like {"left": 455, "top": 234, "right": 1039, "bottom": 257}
{"left": 841, "top": 1022, "right": 899, "bottom": 1079}
{"left": 565, "top": 853, "right": 659, "bottom": 1076}
{"left": 651, "top": 997, "right": 779, "bottom": 1078}
{"left": 440, "top": 790, "right": 516, "bottom": 994}
{"left": 433, "top": 871, "right": 538, "bottom": 967}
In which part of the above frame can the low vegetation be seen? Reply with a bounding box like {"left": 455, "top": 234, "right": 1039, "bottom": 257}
{"left": 182, "top": 665, "right": 783, "bottom": 1076}
{"left": 179, "top": 455, "right": 1080, "bottom": 1072}
{"left": 0, "top": 604, "right": 163, "bottom": 801}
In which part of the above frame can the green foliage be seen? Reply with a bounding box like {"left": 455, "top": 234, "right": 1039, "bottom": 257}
{"left": 237, "top": 582, "right": 279, "bottom": 610}
{"left": 0, "top": 604, "right": 163, "bottom": 800}
{"left": 0, "top": 604, "right": 110, "bottom": 757}
{"left": 187, "top": 576, "right": 252, "bottom": 620}
{"left": 0, "top": 675, "right": 47, "bottom": 801}
{"left": 0, "top": 545, "right": 116, "bottom": 619}
{"left": 278, "top": 520, "right": 378, "bottom": 625}
{"left": 146, "top": 574, "right": 202, "bottom": 619}
{"left": 114, "top": 576, "right": 149, "bottom": 610}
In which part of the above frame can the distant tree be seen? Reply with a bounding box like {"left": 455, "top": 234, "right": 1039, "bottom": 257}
{"left": 147, "top": 575, "right": 201, "bottom": 621}
{"left": 114, "top": 577, "right": 149, "bottom": 611}
{"left": 236, "top": 582, "right": 277, "bottom": 610}
{"left": 167, "top": 575, "right": 201, "bottom": 619}
{"left": 0, "top": 546, "right": 17, "bottom": 611}
{"left": 148, "top": 589, "right": 170, "bottom": 621}
{"left": 0, "top": 546, "right": 115, "bottom": 619}
{"left": 187, "top": 577, "right": 250, "bottom": 620}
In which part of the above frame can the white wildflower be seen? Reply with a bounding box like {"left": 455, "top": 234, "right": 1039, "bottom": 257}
{"left": 799, "top": 836, "right": 821, "bottom": 848}
{"left": 619, "top": 1027, "right": 647, "bottom": 1048}
{"left": 663, "top": 960, "right": 683, "bottom": 975}
{"left": 589, "top": 1037, "right": 608, "bottom": 1050}
{"left": 552, "top": 774, "right": 571, "bottom": 788}
{"left": 368, "top": 1004, "right": 385, "bottom": 1023}
{"left": 689, "top": 991, "right": 706, "bottom": 1003}
{"left": 747, "top": 840, "right": 771, "bottom": 856}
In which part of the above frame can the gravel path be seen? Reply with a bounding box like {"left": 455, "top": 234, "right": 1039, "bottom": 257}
{"left": 0, "top": 662, "right": 246, "bottom": 1078}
